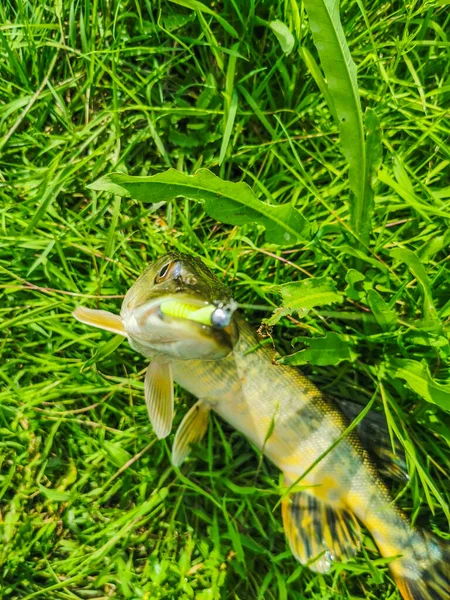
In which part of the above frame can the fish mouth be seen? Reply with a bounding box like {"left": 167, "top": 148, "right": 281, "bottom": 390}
{"left": 132, "top": 294, "right": 239, "bottom": 348}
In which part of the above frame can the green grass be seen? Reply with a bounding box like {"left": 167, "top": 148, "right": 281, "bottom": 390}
{"left": 1, "top": 1, "right": 449, "bottom": 599}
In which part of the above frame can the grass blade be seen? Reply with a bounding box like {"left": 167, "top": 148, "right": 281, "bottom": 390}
{"left": 219, "top": 90, "right": 238, "bottom": 166}
{"left": 299, "top": 45, "right": 337, "bottom": 121}
{"left": 361, "top": 108, "right": 382, "bottom": 246}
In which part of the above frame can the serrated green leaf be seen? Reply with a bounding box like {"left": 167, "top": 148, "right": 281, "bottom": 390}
{"left": 367, "top": 289, "right": 397, "bottom": 331}
{"left": 385, "top": 359, "right": 450, "bottom": 411}
{"left": 269, "top": 20, "right": 295, "bottom": 56}
{"left": 89, "top": 168, "right": 310, "bottom": 246}
{"left": 266, "top": 277, "right": 343, "bottom": 325}
{"left": 278, "top": 332, "right": 358, "bottom": 366}
{"left": 263, "top": 306, "right": 293, "bottom": 326}
{"left": 275, "top": 277, "right": 343, "bottom": 314}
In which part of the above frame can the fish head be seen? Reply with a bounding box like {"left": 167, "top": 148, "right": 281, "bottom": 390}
{"left": 120, "top": 252, "right": 239, "bottom": 360}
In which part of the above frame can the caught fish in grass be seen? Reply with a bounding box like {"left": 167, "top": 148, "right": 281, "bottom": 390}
{"left": 73, "top": 252, "right": 450, "bottom": 600}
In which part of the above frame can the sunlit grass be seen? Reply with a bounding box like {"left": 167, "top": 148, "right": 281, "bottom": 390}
{"left": 0, "top": 1, "right": 449, "bottom": 599}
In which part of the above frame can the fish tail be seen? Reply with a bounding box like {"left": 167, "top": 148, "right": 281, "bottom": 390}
{"left": 349, "top": 479, "right": 449, "bottom": 600}
{"left": 389, "top": 531, "right": 450, "bottom": 600}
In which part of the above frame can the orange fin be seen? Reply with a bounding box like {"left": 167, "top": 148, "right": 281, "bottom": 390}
{"left": 172, "top": 400, "right": 210, "bottom": 467}
{"left": 72, "top": 306, "right": 126, "bottom": 336}
{"left": 391, "top": 532, "right": 450, "bottom": 600}
{"left": 145, "top": 361, "right": 174, "bottom": 439}
{"left": 282, "top": 488, "right": 361, "bottom": 573}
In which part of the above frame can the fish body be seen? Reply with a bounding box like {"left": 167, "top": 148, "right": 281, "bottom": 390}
{"left": 73, "top": 253, "right": 449, "bottom": 600}
{"left": 173, "top": 319, "right": 445, "bottom": 583}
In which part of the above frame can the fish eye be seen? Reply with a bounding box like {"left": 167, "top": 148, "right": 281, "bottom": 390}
{"left": 155, "top": 261, "right": 172, "bottom": 284}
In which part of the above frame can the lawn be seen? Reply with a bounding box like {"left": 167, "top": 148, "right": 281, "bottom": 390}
{"left": 0, "top": 1, "right": 449, "bottom": 599}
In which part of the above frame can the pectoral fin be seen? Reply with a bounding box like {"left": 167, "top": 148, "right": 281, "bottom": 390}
{"left": 282, "top": 485, "right": 361, "bottom": 573}
{"left": 73, "top": 306, "right": 126, "bottom": 336}
{"left": 172, "top": 400, "right": 210, "bottom": 467}
{"left": 145, "top": 361, "right": 174, "bottom": 439}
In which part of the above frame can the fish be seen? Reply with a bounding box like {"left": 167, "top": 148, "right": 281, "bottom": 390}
{"left": 73, "top": 252, "right": 450, "bottom": 600}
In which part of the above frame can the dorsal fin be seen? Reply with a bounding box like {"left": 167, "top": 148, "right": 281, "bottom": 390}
{"left": 281, "top": 488, "right": 361, "bottom": 573}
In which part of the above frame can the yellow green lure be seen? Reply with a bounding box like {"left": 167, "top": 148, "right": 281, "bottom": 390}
{"left": 159, "top": 299, "right": 236, "bottom": 328}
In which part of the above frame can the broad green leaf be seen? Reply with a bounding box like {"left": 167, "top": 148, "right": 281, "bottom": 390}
{"left": 385, "top": 359, "right": 450, "bottom": 411}
{"left": 89, "top": 169, "right": 311, "bottom": 246}
{"left": 390, "top": 247, "right": 439, "bottom": 327}
{"left": 278, "top": 332, "right": 358, "bottom": 366}
{"left": 270, "top": 20, "right": 295, "bottom": 56}
{"left": 267, "top": 277, "right": 343, "bottom": 324}
{"left": 167, "top": 0, "right": 238, "bottom": 38}
{"left": 367, "top": 289, "right": 397, "bottom": 331}
{"left": 302, "top": 0, "right": 366, "bottom": 240}
{"left": 264, "top": 306, "right": 293, "bottom": 326}
{"left": 344, "top": 269, "right": 365, "bottom": 301}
